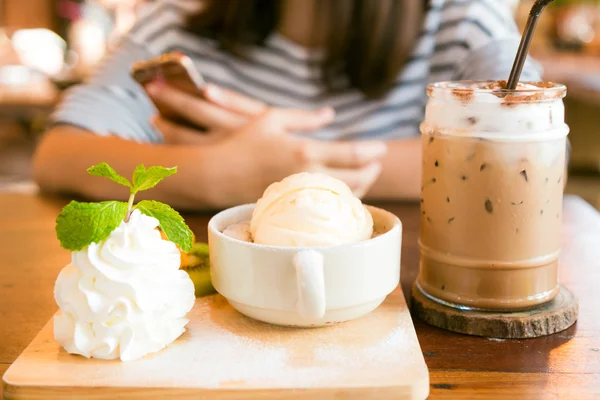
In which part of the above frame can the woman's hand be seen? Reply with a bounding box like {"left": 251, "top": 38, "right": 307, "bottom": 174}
{"left": 147, "top": 83, "right": 387, "bottom": 203}
{"left": 203, "top": 107, "right": 387, "bottom": 204}
{"left": 146, "top": 82, "right": 266, "bottom": 144}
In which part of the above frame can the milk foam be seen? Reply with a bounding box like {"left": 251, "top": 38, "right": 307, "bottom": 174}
{"left": 423, "top": 81, "right": 569, "bottom": 142}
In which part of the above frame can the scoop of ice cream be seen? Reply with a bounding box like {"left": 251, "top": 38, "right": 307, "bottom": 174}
{"left": 223, "top": 221, "right": 252, "bottom": 242}
{"left": 250, "top": 172, "right": 373, "bottom": 246}
{"left": 53, "top": 209, "right": 195, "bottom": 361}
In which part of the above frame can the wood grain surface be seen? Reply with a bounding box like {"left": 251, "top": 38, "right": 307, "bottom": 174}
{"left": 1, "top": 193, "right": 599, "bottom": 398}
{"left": 3, "top": 287, "right": 429, "bottom": 399}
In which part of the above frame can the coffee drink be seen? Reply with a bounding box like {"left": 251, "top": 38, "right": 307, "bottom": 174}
{"left": 417, "top": 81, "right": 568, "bottom": 310}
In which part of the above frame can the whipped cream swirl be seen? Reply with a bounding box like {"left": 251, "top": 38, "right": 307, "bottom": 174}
{"left": 54, "top": 209, "right": 195, "bottom": 361}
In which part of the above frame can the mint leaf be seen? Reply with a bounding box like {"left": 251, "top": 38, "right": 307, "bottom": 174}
{"left": 136, "top": 200, "right": 193, "bottom": 252}
{"left": 56, "top": 201, "right": 128, "bottom": 251}
{"left": 87, "top": 162, "right": 131, "bottom": 188}
{"left": 132, "top": 165, "right": 177, "bottom": 194}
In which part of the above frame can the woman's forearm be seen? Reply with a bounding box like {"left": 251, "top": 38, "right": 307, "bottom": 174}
{"left": 33, "top": 126, "right": 217, "bottom": 209}
{"left": 367, "top": 138, "right": 421, "bottom": 201}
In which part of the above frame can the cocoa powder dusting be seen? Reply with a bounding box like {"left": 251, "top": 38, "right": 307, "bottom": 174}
{"left": 426, "top": 86, "right": 435, "bottom": 98}
{"left": 451, "top": 88, "right": 474, "bottom": 103}
{"left": 487, "top": 80, "right": 507, "bottom": 90}
{"left": 485, "top": 80, "right": 566, "bottom": 106}
{"left": 535, "top": 81, "right": 557, "bottom": 88}
{"left": 502, "top": 92, "right": 545, "bottom": 106}
{"left": 500, "top": 81, "right": 565, "bottom": 106}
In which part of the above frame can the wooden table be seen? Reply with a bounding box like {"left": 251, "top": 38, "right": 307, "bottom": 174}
{"left": 1, "top": 193, "right": 599, "bottom": 399}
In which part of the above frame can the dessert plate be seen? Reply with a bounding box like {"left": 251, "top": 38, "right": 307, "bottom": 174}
{"left": 3, "top": 287, "right": 429, "bottom": 399}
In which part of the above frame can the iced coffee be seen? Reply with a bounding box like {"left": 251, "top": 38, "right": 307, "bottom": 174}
{"left": 417, "top": 81, "right": 568, "bottom": 310}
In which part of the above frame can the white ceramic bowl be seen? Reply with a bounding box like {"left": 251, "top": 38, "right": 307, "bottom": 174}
{"left": 208, "top": 204, "right": 402, "bottom": 327}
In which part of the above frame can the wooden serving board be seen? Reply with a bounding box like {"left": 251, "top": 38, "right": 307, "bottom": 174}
{"left": 3, "top": 287, "right": 429, "bottom": 399}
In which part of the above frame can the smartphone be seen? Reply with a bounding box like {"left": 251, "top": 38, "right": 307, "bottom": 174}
{"left": 131, "top": 51, "right": 206, "bottom": 123}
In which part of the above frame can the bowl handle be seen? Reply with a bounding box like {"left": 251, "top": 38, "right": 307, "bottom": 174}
{"left": 293, "top": 250, "right": 326, "bottom": 319}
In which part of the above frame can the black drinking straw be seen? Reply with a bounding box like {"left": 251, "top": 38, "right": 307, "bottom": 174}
{"left": 506, "top": 0, "right": 555, "bottom": 90}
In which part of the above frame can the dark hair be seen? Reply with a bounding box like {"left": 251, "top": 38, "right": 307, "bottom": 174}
{"left": 187, "top": 0, "right": 429, "bottom": 99}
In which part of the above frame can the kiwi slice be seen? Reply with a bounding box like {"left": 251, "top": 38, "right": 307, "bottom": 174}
{"left": 180, "top": 242, "right": 216, "bottom": 297}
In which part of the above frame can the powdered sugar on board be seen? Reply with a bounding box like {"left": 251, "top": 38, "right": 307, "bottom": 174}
{"left": 146, "top": 294, "right": 419, "bottom": 388}
{"left": 5, "top": 287, "right": 430, "bottom": 396}
{"left": 314, "top": 326, "right": 416, "bottom": 370}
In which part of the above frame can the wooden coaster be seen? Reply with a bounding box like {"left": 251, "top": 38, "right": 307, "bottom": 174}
{"left": 411, "top": 284, "right": 579, "bottom": 339}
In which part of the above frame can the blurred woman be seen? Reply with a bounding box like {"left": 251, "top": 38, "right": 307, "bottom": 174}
{"left": 34, "top": 0, "right": 540, "bottom": 209}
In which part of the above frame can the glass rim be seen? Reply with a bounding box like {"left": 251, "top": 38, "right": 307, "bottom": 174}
{"left": 427, "top": 80, "right": 566, "bottom": 92}
{"left": 426, "top": 80, "right": 566, "bottom": 102}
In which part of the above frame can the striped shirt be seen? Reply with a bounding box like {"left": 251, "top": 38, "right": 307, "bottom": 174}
{"left": 53, "top": 0, "right": 542, "bottom": 143}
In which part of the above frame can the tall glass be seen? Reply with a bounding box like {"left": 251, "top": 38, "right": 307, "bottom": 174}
{"left": 417, "top": 81, "right": 568, "bottom": 310}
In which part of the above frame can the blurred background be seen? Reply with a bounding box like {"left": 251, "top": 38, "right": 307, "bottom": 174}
{"left": 0, "top": 0, "right": 599, "bottom": 207}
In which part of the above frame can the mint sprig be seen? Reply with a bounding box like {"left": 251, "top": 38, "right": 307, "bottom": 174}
{"left": 56, "top": 201, "right": 128, "bottom": 251}
{"left": 132, "top": 165, "right": 177, "bottom": 193}
{"left": 136, "top": 200, "right": 193, "bottom": 252}
{"left": 55, "top": 163, "right": 192, "bottom": 252}
{"left": 87, "top": 162, "right": 131, "bottom": 188}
